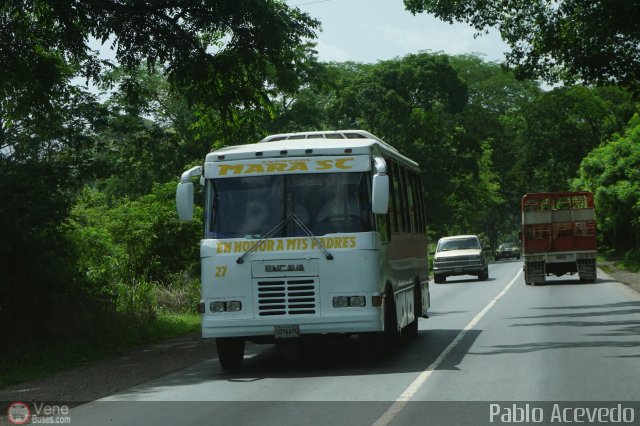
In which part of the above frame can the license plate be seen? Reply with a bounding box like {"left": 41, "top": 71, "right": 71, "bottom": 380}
{"left": 555, "top": 255, "right": 566, "bottom": 260}
{"left": 274, "top": 325, "right": 300, "bottom": 339}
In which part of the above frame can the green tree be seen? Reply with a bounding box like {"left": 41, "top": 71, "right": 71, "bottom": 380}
{"left": 447, "top": 55, "right": 542, "bottom": 243}
{"left": 0, "top": 0, "right": 320, "bottom": 345}
{"left": 0, "top": 81, "right": 109, "bottom": 344}
{"left": 322, "top": 54, "right": 470, "bottom": 234}
{"left": 404, "top": 0, "right": 640, "bottom": 93}
{"left": 573, "top": 120, "right": 640, "bottom": 252}
{"left": 1, "top": 1, "right": 320, "bottom": 112}
{"left": 516, "top": 86, "right": 634, "bottom": 192}
{"left": 71, "top": 182, "right": 202, "bottom": 289}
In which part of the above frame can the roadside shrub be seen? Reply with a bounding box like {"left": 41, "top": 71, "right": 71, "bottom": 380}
{"left": 155, "top": 272, "right": 200, "bottom": 313}
{"left": 68, "top": 181, "right": 202, "bottom": 324}
{"left": 114, "top": 279, "right": 157, "bottom": 323}
{"left": 623, "top": 249, "right": 640, "bottom": 272}
{"left": 0, "top": 160, "right": 110, "bottom": 345}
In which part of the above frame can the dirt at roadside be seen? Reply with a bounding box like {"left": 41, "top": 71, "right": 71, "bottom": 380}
{"left": 2, "top": 265, "right": 639, "bottom": 405}
{"left": 598, "top": 261, "right": 640, "bottom": 295}
{"left": 0, "top": 332, "right": 215, "bottom": 404}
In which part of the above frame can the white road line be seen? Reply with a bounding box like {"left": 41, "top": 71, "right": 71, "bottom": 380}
{"left": 373, "top": 269, "right": 523, "bottom": 426}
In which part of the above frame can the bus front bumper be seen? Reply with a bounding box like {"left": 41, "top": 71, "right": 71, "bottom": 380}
{"left": 201, "top": 311, "right": 383, "bottom": 339}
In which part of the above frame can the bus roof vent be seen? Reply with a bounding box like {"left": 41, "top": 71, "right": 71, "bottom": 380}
{"left": 258, "top": 129, "right": 394, "bottom": 147}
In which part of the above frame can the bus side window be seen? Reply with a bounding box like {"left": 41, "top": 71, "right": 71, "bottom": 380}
{"left": 391, "top": 161, "right": 404, "bottom": 232}
{"left": 416, "top": 175, "right": 427, "bottom": 233}
{"left": 397, "top": 166, "right": 410, "bottom": 232}
{"left": 358, "top": 174, "right": 373, "bottom": 231}
{"left": 387, "top": 161, "right": 399, "bottom": 233}
{"left": 407, "top": 171, "right": 419, "bottom": 233}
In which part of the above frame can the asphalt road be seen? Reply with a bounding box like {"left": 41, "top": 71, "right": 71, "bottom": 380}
{"left": 70, "top": 260, "right": 640, "bottom": 426}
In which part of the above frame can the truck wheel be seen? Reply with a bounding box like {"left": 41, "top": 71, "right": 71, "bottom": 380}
{"left": 478, "top": 268, "right": 489, "bottom": 281}
{"left": 216, "top": 337, "right": 245, "bottom": 371}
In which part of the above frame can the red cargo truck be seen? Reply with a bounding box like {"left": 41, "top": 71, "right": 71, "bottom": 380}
{"left": 521, "top": 191, "right": 597, "bottom": 285}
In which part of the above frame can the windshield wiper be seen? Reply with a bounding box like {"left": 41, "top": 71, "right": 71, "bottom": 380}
{"left": 290, "top": 213, "right": 334, "bottom": 260}
{"left": 236, "top": 217, "right": 291, "bottom": 264}
{"left": 235, "top": 214, "right": 334, "bottom": 264}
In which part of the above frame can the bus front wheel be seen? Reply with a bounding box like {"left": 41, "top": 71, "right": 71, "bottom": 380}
{"left": 216, "top": 337, "right": 245, "bottom": 371}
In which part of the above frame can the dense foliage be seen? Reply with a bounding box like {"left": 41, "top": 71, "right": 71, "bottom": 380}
{"left": 1, "top": 1, "right": 639, "bottom": 352}
{"left": 573, "top": 119, "right": 640, "bottom": 253}
{"left": 0, "top": 0, "right": 319, "bottom": 347}
{"left": 403, "top": 0, "right": 640, "bottom": 93}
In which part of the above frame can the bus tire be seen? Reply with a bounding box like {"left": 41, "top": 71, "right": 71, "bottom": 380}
{"left": 404, "top": 283, "right": 421, "bottom": 340}
{"left": 434, "top": 274, "right": 445, "bottom": 284}
{"left": 384, "top": 287, "right": 400, "bottom": 346}
{"left": 216, "top": 337, "right": 245, "bottom": 371}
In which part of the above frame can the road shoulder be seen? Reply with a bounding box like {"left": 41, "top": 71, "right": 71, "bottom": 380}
{"left": 0, "top": 332, "right": 215, "bottom": 404}
{"left": 598, "top": 261, "right": 640, "bottom": 294}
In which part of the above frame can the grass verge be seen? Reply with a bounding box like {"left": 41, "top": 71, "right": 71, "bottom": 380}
{"left": 598, "top": 250, "right": 640, "bottom": 274}
{"left": 0, "top": 313, "right": 200, "bottom": 390}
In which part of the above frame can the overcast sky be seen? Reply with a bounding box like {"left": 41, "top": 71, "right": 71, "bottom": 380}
{"left": 287, "top": 0, "right": 509, "bottom": 63}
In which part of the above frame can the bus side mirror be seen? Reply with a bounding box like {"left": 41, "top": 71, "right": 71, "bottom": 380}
{"left": 176, "top": 165, "right": 202, "bottom": 221}
{"left": 176, "top": 182, "right": 194, "bottom": 221}
{"left": 372, "top": 173, "right": 389, "bottom": 214}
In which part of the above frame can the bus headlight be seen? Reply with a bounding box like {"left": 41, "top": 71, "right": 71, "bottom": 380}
{"left": 333, "top": 295, "right": 366, "bottom": 308}
{"left": 226, "top": 301, "right": 242, "bottom": 312}
{"left": 210, "top": 301, "right": 242, "bottom": 313}
{"left": 349, "top": 296, "right": 366, "bottom": 307}
{"left": 209, "top": 302, "right": 226, "bottom": 313}
{"left": 210, "top": 301, "right": 226, "bottom": 313}
{"left": 333, "top": 296, "right": 349, "bottom": 308}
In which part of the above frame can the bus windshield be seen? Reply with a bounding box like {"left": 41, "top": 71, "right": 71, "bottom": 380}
{"left": 208, "top": 172, "right": 373, "bottom": 238}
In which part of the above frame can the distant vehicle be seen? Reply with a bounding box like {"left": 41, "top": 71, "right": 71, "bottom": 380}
{"left": 433, "top": 234, "right": 489, "bottom": 283}
{"left": 521, "top": 191, "right": 597, "bottom": 285}
{"left": 176, "top": 129, "right": 431, "bottom": 370}
{"left": 495, "top": 243, "right": 520, "bottom": 260}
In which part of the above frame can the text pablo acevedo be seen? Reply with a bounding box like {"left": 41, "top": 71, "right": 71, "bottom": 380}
{"left": 489, "top": 403, "right": 635, "bottom": 424}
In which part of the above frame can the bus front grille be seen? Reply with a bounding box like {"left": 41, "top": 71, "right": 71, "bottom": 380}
{"left": 255, "top": 278, "right": 319, "bottom": 317}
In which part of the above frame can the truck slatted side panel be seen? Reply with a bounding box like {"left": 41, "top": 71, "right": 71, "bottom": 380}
{"left": 521, "top": 191, "right": 597, "bottom": 284}
{"left": 522, "top": 192, "right": 597, "bottom": 254}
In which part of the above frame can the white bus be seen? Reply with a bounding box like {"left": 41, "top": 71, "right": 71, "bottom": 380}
{"left": 176, "top": 130, "right": 430, "bottom": 369}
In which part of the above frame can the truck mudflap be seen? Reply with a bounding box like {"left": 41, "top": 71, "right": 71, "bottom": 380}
{"left": 524, "top": 260, "right": 546, "bottom": 285}
{"left": 577, "top": 258, "right": 597, "bottom": 282}
{"left": 524, "top": 257, "right": 597, "bottom": 285}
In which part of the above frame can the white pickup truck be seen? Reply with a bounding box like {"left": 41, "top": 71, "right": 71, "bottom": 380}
{"left": 433, "top": 234, "right": 489, "bottom": 283}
